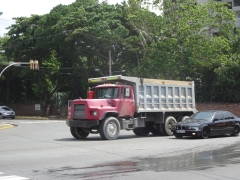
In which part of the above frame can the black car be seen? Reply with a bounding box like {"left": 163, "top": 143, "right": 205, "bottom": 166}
{"left": 171, "top": 110, "right": 240, "bottom": 139}
{"left": 0, "top": 106, "right": 16, "bottom": 119}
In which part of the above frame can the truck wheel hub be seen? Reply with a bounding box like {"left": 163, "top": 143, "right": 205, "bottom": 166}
{"left": 107, "top": 122, "right": 117, "bottom": 135}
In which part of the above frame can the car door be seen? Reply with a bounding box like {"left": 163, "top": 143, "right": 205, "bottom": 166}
{"left": 223, "top": 111, "right": 235, "bottom": 134}
{"left": 212, "top": 112, "right": 225, "bottom": 136}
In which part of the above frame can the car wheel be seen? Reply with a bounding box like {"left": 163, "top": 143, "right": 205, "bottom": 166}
{"left": 174, "top": 134, "right": 183, "bottom": 138}
{"left": 11, "top": 117, "right": 15, "bottom": 119}
{"left": 99, "top": 117, "right": 120, "bottom": 140}
{"left": 70, "top": 127, "right": 89, "bottom": 139}
{"left": 2, "top": 116, "right": 5, "bottom": 119}
{"left": 201, "top": 127, "right": 210, "bottom": 139}
{"left": 231, "top": 126, "right": 240, "bottom": 136}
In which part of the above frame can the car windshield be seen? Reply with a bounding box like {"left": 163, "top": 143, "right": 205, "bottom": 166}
{"left": 95, "top": 87, "right": 119, "bottom": 99}
{"left": 1, "top": 107, "right": 11, "bottom": 111}
{"left": 189, "top": 112, "right": 215, "bottom": 121}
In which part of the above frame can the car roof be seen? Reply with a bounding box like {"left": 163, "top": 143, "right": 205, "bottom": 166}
{"left": 198, "top": 110, "right": 230, "bottom": 113}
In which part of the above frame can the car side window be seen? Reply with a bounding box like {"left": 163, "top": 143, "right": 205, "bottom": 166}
{"left": 214, "top": 112, "right": 224, "bottom": 121}
{"left": 223, "top": 112, "right": 234, "bottom": 119}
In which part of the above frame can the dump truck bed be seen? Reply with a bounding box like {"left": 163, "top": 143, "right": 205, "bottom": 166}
{"left": 88, "top": 75, "right": 196, "bottom": 113}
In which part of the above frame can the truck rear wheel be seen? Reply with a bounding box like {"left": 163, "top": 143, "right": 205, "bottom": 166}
{"left": 133, "top": 127, "right": 150, "bottom": 136}
{"left": 99, "top": 117, "right": 120, "bottom": 140}
{"left": 133, "top": 128, "right": 141, "bottom": 136}
{"left": 159, "top": 124, "right": 167, "bottom": 136}
{"left": 163, "top": 116, "right": 177, "bottom": 136}
{"left": 70, "top": 127, "right": 89, "bottom": 139}
{"left": 150, "top": 124, "right": 163, "bottom": 136}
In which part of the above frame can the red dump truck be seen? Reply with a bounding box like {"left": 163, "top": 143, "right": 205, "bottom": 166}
{"left": 66, "top": 75, "right": 197, "bottom": 140}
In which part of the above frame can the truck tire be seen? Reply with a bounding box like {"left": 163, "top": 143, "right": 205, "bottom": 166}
{"left": 163, "top": 116, "right": 177, "bottom": 136}
{"left": 133, "top": 128, "right": 141, "bottom": 136}
{"left": 159, "top": 124, "right": 167, "bottom": 136}
{"left": 133, "top": 127, "right": 150, "bottom": 136}
{"left": 177, "top": 116, "right": 189, "bottom": 122}
{"left": 181, "top": 116, "right": 189, "bottom": 122}
{"left": 150, "top": 126, "right": 161, "bottom": 136}
{"left": 139, "top": 127, "right": 150, "bottom": 136}
{"left": 99, "top": 117, "right": 120, "bottom": 140}
{"left": 70, "top": 127, "right": 89, "bottom": 139}
{"left": 147, "top": 123, "right": 161, "bottom": 136}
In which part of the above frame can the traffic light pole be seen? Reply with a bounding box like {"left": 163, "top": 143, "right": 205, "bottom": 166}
{"left": 0, "top": 62, "right": 29, "bottom": 77}
{"left": 0, "top": 61, "right": 39, "bottom": 77}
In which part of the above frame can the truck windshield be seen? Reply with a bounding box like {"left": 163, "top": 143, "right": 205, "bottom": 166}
{"left": 95, "top": 87, "right": 119, "bottom": 99}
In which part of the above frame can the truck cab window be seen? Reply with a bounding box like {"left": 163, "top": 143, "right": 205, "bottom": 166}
{"left": 95, "top": 87, "right": 119, "bottom": 99}
{"left": 125, "top": 87, "right": 130, "bottom": 98}
{"left": 122, "top": 87, "right": 130, "bottom": 98}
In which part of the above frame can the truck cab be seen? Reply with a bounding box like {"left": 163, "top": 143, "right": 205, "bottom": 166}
{"left": 68, "top": 83, "right": 135, "bottom": 120}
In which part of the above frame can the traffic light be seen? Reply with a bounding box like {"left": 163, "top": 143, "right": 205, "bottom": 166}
{"left": 34, "top": 60, "right": 39, "bottom": 70}
{"left": 30, "top": 60, "right": 34, "bottom": 69}
{"left": 29, "top": 60, "right": 39, "bottom": 70}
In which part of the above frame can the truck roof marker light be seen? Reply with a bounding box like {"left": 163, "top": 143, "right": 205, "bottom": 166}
{"left": 88, "top": 75, "right": 122, "bottom": 83}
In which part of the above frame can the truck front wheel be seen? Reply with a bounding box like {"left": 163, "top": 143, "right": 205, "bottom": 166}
{"left": 70, "top": 127, "right": 89, "bottom": 139}
{"left": 99, "top": 117, "right": 120, "bottom": 140}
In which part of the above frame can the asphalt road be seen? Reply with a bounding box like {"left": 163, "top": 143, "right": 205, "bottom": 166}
{"left": 1, "top": 119, "right": 240, "bottom": 180}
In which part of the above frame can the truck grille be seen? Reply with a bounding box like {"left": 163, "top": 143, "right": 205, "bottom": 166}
{"left": 73, "top": 104, "right": 86, "bottom": 119}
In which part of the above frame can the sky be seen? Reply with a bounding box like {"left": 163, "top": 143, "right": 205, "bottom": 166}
{"left": 0, "top": 0, "right": 123, "bottom": 36}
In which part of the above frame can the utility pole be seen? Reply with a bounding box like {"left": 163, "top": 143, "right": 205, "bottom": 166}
{"left": 109, "top": 49, "right": 112, "bottom": 76}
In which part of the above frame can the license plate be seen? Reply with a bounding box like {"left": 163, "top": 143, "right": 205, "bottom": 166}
{"left": 176, "top": 130, "right": 185, "bottom": 133}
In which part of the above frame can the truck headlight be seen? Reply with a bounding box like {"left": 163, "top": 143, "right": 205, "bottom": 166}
{"left": 92, "top": 111, "right": 98, "bottom": 116}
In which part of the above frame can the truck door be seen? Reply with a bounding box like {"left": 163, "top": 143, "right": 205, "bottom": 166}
{"left": 119, "top": 86, "right": 135, "bottom": 117}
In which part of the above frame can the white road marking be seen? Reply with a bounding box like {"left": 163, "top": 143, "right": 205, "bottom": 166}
{"left": 4, "top": 121, "right": 65, "bottom": 124}
{"left": 0, "top": 175, "right": 29, "bottom": 180}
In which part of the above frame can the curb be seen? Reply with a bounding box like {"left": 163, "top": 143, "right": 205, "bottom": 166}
{"left": 15, "top": 116, "right": 67, "bottom": 120}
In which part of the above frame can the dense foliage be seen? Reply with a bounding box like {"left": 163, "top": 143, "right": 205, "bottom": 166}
{"left": 0, "top": 0, "right": 239, "bottom": 115}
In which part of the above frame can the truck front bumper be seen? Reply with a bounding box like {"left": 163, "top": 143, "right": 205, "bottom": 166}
{"left": 66, "top": 120, "right": 99, "bottom": 128}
